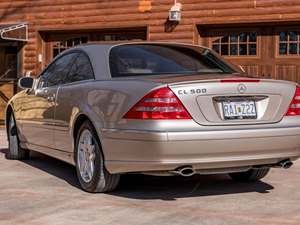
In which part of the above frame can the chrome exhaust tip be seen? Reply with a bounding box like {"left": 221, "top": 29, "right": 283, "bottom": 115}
{"left": 170, "top": 166, "right": 196, "bottom": 177}
{"left": 278, "top": 159, "right": 293, "bottom": 169}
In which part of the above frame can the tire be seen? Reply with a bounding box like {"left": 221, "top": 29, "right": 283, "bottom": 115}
{"left": 229, "top": 168, "right": 270, "bottom": 182}
{"left": 7, "top": 113, "right": 30, "bottom": 160}
{"left": 75, "top": 120, "right": 120, "bottom": 193}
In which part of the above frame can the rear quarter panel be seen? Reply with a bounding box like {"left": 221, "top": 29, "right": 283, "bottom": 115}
{"left": 54, "top": 80, "right": 160, "bottom": 158}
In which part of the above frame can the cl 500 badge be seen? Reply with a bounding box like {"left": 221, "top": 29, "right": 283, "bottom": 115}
{"left": 178, "top": 88, "right": 207, "bottom": 95}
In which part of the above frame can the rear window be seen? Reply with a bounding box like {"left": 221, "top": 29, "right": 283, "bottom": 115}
{"left": 109, "top": 44, "right": 237, "bottom": 77}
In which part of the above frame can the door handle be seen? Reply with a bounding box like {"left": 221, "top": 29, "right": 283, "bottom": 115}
{"left": 47, "top": 95, "right": 55, "bottom": 102}
{"left": 35, "top": 88, "right": 49, "bottom": 97}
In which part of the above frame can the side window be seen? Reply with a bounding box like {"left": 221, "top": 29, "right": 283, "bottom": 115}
{"left": 40, "top": 53, "right": 78, "bottom": 87}
{"left": 66, "top": 53, "right": 94, "bottom": 83}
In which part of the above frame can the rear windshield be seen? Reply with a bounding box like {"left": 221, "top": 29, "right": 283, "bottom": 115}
{"left": 109, "top": 44, "right": 237, "bottom": 77}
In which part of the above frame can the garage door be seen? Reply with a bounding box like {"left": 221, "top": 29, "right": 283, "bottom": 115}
{"left": 42, "top": 28, "right": 147, "bottom": 65}
{"left": 200, "top": 26, "right": 300, "bottom": 84}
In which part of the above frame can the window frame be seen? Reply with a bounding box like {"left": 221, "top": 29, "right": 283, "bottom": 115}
{"left": 207, "top": 28, "right": 261, "bottom": 59}
{"left": 38, "top": 50, "right": 95, "bottom": 89}
{"left": 37, "top": 52, "right": 78, "bottom": 88}
{"left": 63, "top": 52, "right": 95, "bottom": 85}
{"left": 275, "top": 27, "right": 300, "bottom": 58}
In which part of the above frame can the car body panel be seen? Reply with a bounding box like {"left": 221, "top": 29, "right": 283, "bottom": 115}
{"left": 102, "top": 117, "right": 300, "bottom": 173}
{"left": 20, "top": 86, "right": 58, "bottom": 148}
{"left": 169, "top": 79, "right": 296, "bottom": 126}
{"left": 5, "top": 42, "right": 300, "bottom": 175}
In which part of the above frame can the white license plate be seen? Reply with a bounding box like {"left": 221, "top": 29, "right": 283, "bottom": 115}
{"left": 222, "top": 101, "right": 257, "bottom": 120}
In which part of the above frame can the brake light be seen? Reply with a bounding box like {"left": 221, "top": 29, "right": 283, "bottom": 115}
{"left": 220, "top": 79, "right": 260, "bottom": 83}
{"left": 123, "top": 87, "right": 192, "bottom": 120}
{"left": 286, "top": 86, "right": 300, "bottom": 116}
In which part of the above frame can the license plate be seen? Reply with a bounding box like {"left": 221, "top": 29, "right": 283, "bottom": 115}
{"left": 222, "top": 101, "right": 257, "bottom": 120}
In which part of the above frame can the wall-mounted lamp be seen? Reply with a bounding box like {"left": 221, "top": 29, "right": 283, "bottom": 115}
{"left": 169, "top": 1, "right": 182, "bottom": 22}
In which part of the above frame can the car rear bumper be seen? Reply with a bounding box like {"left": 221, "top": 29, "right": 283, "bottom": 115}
{"left": 101, "top": 126, "right": 300, "bottom": 174}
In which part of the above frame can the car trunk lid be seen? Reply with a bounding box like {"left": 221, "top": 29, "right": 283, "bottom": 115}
{"left": 166, "top": 77, "right": 297, "bottom": 126}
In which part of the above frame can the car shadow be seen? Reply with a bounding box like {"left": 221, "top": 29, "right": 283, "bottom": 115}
{"left": 0, "top": 148, "right": 274, "bottom": 200}
{"left": 113, "top": 173, "right": 273, "bottom": 201}
{"left": 0, "top": 148, "right": 81, "bottom": 189}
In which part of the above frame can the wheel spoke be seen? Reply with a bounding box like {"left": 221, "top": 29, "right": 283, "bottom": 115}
{"left": 83, "top": 160, "right": 89, "bottom": 178}
{"left": 78, "top": 149, "right": 85, "bottom": 172}
{"left": 9, "top": 115, "right": 19, "bottom": 155}
{"left": 77, "top": 129, "right": 96, "bottom": 183}
{"left": 89, "top": 152, "right": 96, "bottom": 161}
{"left": 86, "top": 162, "right": 92, "bottom": 180}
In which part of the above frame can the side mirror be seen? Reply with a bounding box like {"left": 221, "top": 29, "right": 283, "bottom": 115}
{"left": 18, "top": 77, "right": 34, "bottom": 89}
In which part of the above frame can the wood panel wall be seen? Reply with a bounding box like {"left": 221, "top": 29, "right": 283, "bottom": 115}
{"left": 0, "top": 0, "right": 300, "bottom": 76}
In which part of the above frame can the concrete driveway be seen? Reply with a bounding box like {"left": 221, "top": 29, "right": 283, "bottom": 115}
{"left": 0, "top": 129, "right": 300, "bottom": 225}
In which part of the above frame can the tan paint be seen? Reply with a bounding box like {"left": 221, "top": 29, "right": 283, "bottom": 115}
{"left": 6, "top": 43, "right": 300, "bottom": 174}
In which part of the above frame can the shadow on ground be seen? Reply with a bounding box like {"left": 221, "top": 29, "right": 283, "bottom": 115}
{"left": 0, "top": 148, "right": 274, "bottom": 200}
{"left": 0, "top": 148, "right": 80, "bottom": 189}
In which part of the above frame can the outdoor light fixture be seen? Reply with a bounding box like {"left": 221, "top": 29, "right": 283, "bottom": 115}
{"left": 169, "top": 0, "right": 182, "bottom": 22}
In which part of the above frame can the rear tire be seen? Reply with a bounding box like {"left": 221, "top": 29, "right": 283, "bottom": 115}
{"left": 229, "top": 168, "right": 270, "bottom": 182}
{"left": 75, "top": 121, "right": 120, "bottom": 193}
{"left": 7, "top": 113, "right": 30, "bottom": 160}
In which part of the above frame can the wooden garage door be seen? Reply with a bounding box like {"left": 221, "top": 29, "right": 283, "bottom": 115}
{"left": 42, "top": 28, "right": 147, "bottom": 66}
{"left": 200, "top": 26, "right": 300, "bottom": 84}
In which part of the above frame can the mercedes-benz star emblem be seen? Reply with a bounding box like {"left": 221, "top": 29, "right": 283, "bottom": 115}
{"left": 237, "top": 84, "right": 247, "bottom": 94}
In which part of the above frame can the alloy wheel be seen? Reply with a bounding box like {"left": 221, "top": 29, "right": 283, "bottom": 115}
{"left": 77, "top": 129, "right": 96, "bottom": 183}
{"left": 9, "top": 115, "right": 19, "bottom": 155}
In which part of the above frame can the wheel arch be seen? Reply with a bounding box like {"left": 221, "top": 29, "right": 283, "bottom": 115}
{"left": 72, "top": 113, "right": 105, "bottom": 159}
{"left": 72, "top": 114, "right": 92, "bottom": 143}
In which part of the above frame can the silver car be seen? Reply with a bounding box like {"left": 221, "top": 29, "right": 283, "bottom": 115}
{"left": 5, "top": 43, "right": 300, "bottom": 193}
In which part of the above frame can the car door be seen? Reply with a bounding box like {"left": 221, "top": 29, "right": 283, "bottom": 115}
{"left": 54, "top": 52, "right": 95, "bottom": 153}
{"left": 20, "top": 53, "right": 77, "bottom": 150}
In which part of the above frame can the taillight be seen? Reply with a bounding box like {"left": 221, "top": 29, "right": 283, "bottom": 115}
{"left": 286, "top": 86, "right": 300, "bottom": 116}
{"left": 123, "top": 87, "right": 192, "bottom": 120}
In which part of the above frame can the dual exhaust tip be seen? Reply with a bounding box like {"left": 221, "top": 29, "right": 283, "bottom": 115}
{"left": 171, "top": 166, "right": 196, "bottom": 177}
{"left": 277, "top": 159, "right": 293, "bottom": 169}
{"left": 170, "top": 159, "right": 293, "bottom": 177}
